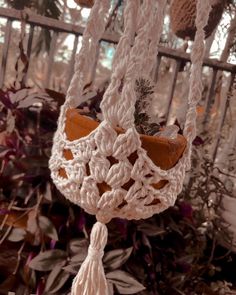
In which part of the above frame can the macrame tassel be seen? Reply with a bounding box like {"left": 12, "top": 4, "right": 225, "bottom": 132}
{"left": 71, "top": 221, "right": 108, "bottom": 295}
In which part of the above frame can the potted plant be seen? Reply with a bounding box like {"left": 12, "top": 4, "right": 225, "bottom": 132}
{"left": 59, "top": 78, "right": 187, "bottom": 193}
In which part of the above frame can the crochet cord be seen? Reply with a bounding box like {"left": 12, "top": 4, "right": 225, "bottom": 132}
{"left": 184, "top": 0, "right": 211, "bottom": 168}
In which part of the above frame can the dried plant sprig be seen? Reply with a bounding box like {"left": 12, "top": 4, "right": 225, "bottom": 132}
{"left": 134, "top": 77, "right": 160, "bottom": 135}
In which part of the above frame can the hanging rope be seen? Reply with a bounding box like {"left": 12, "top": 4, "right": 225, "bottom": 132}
{"left": 66, "top": 0, "right": 110, "bottom": 108}
{"left": 49, "top": 1, "right": 212, "bottom": 294}
{"left": 184, "top": 0, "right": 212, "bottom": 168}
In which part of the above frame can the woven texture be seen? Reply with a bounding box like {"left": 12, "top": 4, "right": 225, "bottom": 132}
{"left": 49, "top": 0, "right": 211, "bottom": 224}
{"left": 170, "top": 0, "right": 225, "bottom": 40}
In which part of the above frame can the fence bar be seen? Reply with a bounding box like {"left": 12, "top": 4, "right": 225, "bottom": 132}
{"left": 0, "top": 19, "right": 12, "bottom": 88}
{"left": 22, "top": 24, "right": 35, "bottom": 85}
{"left": 158, "top": 46, "right": 236, "bottom": 73}
{"left": 66, "top": 35, "right": 79, "bottom": 90}
{"left": 203, "top": 68, "right": 218, "bottom": 126}
{"left": 44, "top": 31, "right": 58, "bottom": 89}
{"left": 153, "top": 54, "right": 162, "bottom": 83}
{"left": 90, "top": 42, "right": 101, "bottom": 85}
{"left": 165, "top": 59, "right": 181, "bottom": 123}
{"left": 212, "top": 73, "right": 235, "bottom": 162}
{"left": 0, "top": 7, "right": 235, "bottom": 73}
{"left": 0, "top": 7, "right": 117, "bottom": 45}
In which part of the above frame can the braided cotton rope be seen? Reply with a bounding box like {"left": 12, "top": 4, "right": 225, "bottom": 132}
{"left": 101, "top": 0, "right": 158, "bottom": 129}
{"left": 49, "top": 1, "right": 211, "bottom": 293}
{"left": 183, "top": 0, "right": 211, "bottom": 168}
{"left": 66, "top": 0, "right": 110, "bottom": 107}
{"left": 141, "top": 0, "right": 167, "bottom": 77}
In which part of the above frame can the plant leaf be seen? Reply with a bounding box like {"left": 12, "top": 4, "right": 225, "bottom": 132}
{"left": 103, "top": 247, "right": 133, "bottom": 270}
{"left": 48, "top": 271, "right": 70, "bottom": 293}
{"left": 108, "top": 281, "right": 114, "bottom": 295}
{"left": 38, "top": 216, "right": 58, "bottom": 241}
{"left": 7, "top": 228, "right": 26, "bottom": 242}
{"left": 29, "top": 250, "right": 67, "bottom": 271}
{"left": 45, "top": 262, "right": 69, "bottom": 293}
{"left": 44, "top": 182, "right": 52, "bottom": 201}
{"left": 137, "top": 223, "right": 165, "bottom": 236}
{"left": 69, "top": 239, "right": 89, "bottom": 255}
{"left": 70, "top": 251, "right": 88, "bottom": 265}
{"left": 106, "top": 270, "right": 145, "bottom": 294}
{"left": 9, "top": 88, "right": 29, "bottom": 104}
{"left": 63, "top": 240, "right": 89, "bottom": 274}
{"left": 6, "top": 110, "right": 15, "bottom": 133}
{"left": 63, "top": 264, "right": 80, "bottom": 275}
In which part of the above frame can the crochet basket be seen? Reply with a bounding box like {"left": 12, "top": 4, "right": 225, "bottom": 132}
{"left": 59, "top": 108, "right": 187, "bottom": 201}
{"left": 49, "top": 0, "right": 211, "bottom": 294}
{"left": 170, "top": 0, "right": 226, "bottom": 40}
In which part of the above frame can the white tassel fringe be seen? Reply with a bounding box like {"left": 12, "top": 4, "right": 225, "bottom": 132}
{"left": 71, "top": 221, "right": 108, "bottom": 295}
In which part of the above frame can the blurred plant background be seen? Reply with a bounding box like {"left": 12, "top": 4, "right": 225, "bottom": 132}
{"left": 0, "top": 0, "right": 236, "bottom": 294}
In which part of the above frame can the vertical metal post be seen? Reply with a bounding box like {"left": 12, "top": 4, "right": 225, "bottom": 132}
{"left": 22, "top": 24, "right": 35, "bottom": 86}
{"left": 153, "top": 54, "right": 162, "bottom": 83}
{"left": 0, "top": 19, "right": 12, "bottom": 88}
{"left": 212, "top": 73, "right": 235, "bottom": 162}
{"left": 165, "top": 59, "right": 181, "bottom": 123}
{"left": 66, "top": 34, "right": 79, "bottom": 90}
{"left": 90, "top": 42, "right": 100, "bottom": 85}
{"left": 44, "top": 30, "right": 58, "bottom": 89}
{"left": 202, "top": 68, "right": 218, "bottom": 126}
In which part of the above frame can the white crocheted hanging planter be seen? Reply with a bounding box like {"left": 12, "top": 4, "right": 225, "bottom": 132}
{"left": 49, "top": 0, "right": 211, "bottom": 294}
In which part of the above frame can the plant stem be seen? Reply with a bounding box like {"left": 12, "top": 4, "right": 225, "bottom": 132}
{"left": 13, "top": 241, "right": 26, "bottom": 275}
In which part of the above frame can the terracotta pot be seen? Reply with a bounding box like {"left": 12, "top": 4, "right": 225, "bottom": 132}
{"left": 74, "top": 0, "right": 94, "bottom": 8}
{"left": 59, "top": 109, "right": 187, "bottom": 192}
{"left": 170, "top": 0, "right": 226, "bottom": 40}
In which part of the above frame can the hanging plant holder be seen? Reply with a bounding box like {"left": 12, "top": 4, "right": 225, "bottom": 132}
{"left": 59, "top": 108, "right": 187, "bottom": 192}
{"left": 170, "top": 0, "right": 226, "bottom": 40}
{"left": 49, "top": 0, "right": 212, "bottom": 294}
{"left": 74, "top": 0, "right": 94, "bottom": 8}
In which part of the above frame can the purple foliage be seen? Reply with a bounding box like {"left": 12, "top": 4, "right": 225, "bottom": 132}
{"left": 0, "top": 87, "right": 235, "bottom": 295}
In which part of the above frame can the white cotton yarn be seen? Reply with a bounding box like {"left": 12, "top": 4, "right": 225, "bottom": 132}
{"left": 49, "top": 0, "right": 211, "bottom": 294}
{"left": 49, "top": 0, "right": 210, "bottom": 223}
{"left": 71, "top": 222, "right": 108, "bottom": 295}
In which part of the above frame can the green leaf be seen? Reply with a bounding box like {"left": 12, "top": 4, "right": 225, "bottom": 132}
{"left": 38, "top": 216, "right": 58, "bottom": 241}
{"left": 106, "top": 270, "right": 145, "bottom": 294}
{"left": 7, "top": 228, "right": 26, "bottom": 242}
{"left": 29, "top": 250, "right": 67, "bottom": 271}
{"left": 103, "top": 247, "right": 133, "bottom": 270}
{"left": 45, "top": 262, "right": 70, "bottom": 293}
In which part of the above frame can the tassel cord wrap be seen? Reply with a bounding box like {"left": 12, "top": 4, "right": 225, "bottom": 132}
{"left": 71, "top": 222, "right": 108, "bottom": 295}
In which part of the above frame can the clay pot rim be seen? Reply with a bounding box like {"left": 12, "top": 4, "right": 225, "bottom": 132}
{"left": 66, "top": 108, "right": 187, "bottom": 146}
{"left": 64, "top": 108, "right": 187, "bottom": 172}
